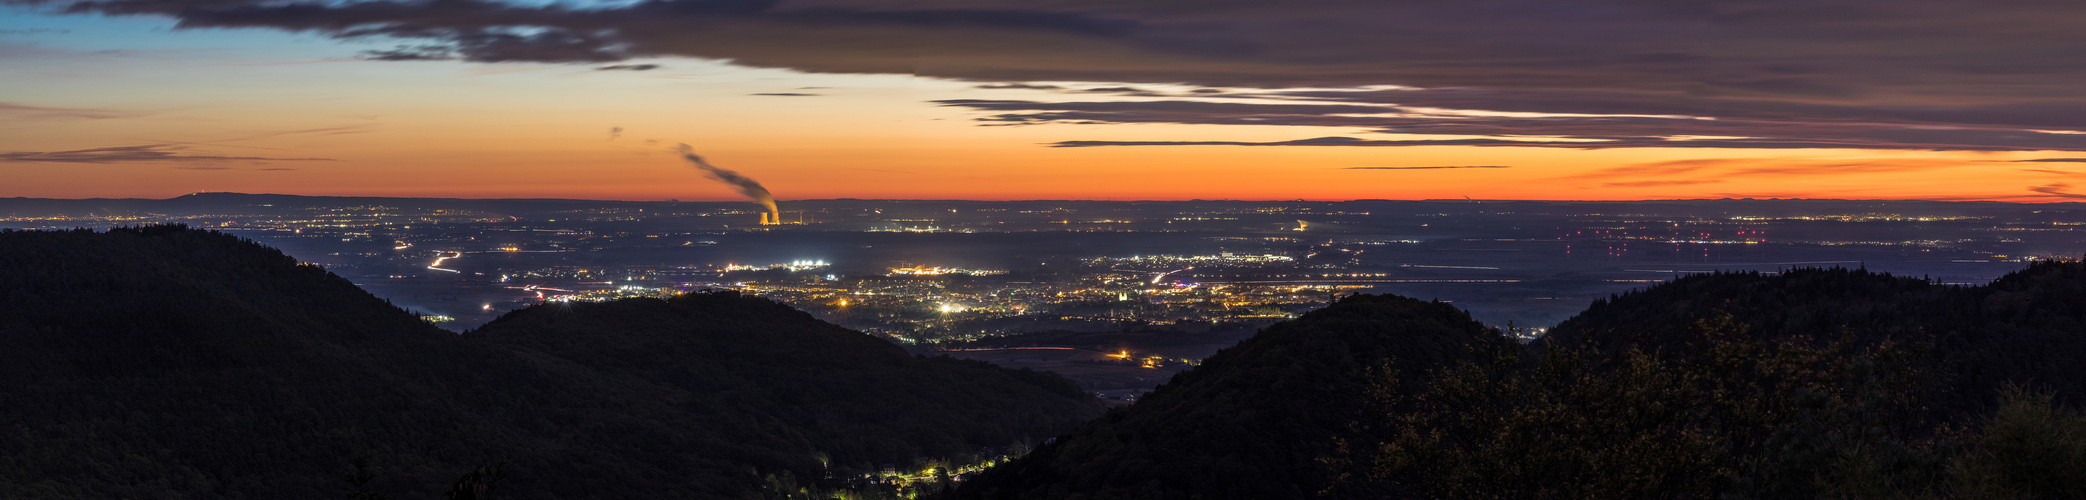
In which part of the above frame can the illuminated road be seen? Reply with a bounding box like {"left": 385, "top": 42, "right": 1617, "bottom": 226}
{"left": 505, "top": 284, "right": 574, "bottom": 300}
{"left": 1196, "top": 279, "right": 1522, "bottom": 284}
{"left": 1151, "top": 266, "right": 1193, "bottom": 285}
{"left": 427, "top": 251, "right": 463, "bottom": 273}
{"left": 941, "top": 346, "right": 1077, "bottom": 352}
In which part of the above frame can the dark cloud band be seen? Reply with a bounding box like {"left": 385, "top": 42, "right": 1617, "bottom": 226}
{"left": 19, "top": 0, "right": 2086, "bottom": 151}
{"left": 937, "top": 98, "right": 2086, "bottom": 151}
{"left": 1048, "top": 136, "right": 2086, "bottom": 151}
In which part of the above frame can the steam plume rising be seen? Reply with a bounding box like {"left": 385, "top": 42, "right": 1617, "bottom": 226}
{"left": 676, "top": 144, "right": 778, "bottom": 223}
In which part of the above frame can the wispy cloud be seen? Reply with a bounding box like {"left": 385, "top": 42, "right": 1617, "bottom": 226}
{"left": 0, "top": 144, "right": 335, "bottom": 164}
{"left": 596, "top": 64, "right": 659, "bottom": 71}
{"left": 238, "top": 124, "right": 375, "bottom": 140}
{"left": 751, "top": 93, "right": 820, "bottom": 97}
{"left": 2017, "top": 158, "right": 2086, "bottom": 163}
{"left": 1725, "top": 160, "right": 1964, "bottom": 177}
{"left": 137, "top": 124, "right": 377, "bottom": 153}
{"left": 852, "top": 168, "right": 996, "bottom": 180}
{"left": 1345, "top": 165, "right": 1510, "bottom": 170}
{"left": 0, "top": 101, "right": 135, "bottom": 119}
{"left": 2029, "top": 183, "right": 2086, "bottom": 199}
{"left": 1050, "top": 136, "right": 2034, "bottom": 150}
{"left": 1566, "top": 157, "right": 1969, "bottom": 185}
{"left": 359, "top": 46, "right": 454, "bottom": 61}
{"left": 1072, "top": 86, "right": 1158, "bottom": 96}
{"left": 1603, "top": 179, "right": 1725, "bottom": 188}
{"left": 1567, "top": 159, "right": 1741, "bottom": 180}
{"left": 948, "top": 99, "right": 2086, "bottom": 152}
{"left": 977, "top": 83, "right": 1063, "bottom": 90}
{"left": 1053, "top": 137, "right": 1547, "bottom": 148}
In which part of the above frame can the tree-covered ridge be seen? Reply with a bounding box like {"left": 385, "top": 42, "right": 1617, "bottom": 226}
{"left": 955, "top": 294, "right": 1511, "bottom": 500}
{"left": 463, "top": 292, "right": 1100, "bottom": 491}
{"left": 0, "top": 225, "right": 1100, "bottom": 498}
{"left": 1549, "top": 264, "right": 2086, "bottom": 412}
{"left": 1338, "top": 264, "right": 2086, "bottom": 498}
{"left": 962, "top": 264, "right": 2086, "bottom": 499}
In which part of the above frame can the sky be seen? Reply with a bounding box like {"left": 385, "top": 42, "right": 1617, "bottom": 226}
{"left": 5, "top": 0, "right": 2086, "bottom": 202}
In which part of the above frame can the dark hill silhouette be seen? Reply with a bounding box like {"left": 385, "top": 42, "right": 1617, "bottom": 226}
{"left": 954, "top": 294, "right": 1509, "bottom": 499}
{"left": 1547, "top": 264, "right": 2086, "bottom": 413}
{"left": 962, "top": 265, "right": 2086, "bottom": 499}
{"left": 0, "top": 225, "right": 1100, "bottom": 498}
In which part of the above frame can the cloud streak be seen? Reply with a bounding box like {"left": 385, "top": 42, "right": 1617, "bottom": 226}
{"left": 1603, "top": 179, "right": 1724, "bottom": 188}
{"left": 0, "top": 101, "right": 134, "bottom": 119}
{"left": 2029, "top": 183, "right": 2086, "bottom": 199}
{"left": 1558, "top": 157, "right": 1977, "bottom": 187}
{"left": 942, "top": 99, "right": 2086, "bottom": 151}
{"left": 1345, "top": 166, "right": 1510, "bottom": 170}
{"left": 1048, "top": 135, "right": 2086, "bottom": 151}
{"left": 0, "top": 144, "right": 335, "bottom": 163}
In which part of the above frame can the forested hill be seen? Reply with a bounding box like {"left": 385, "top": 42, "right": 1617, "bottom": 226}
{"left": 0, "top": 226, "right": 1101, "bottom": 498}
{"left": 462, "top": 291, "right": 1103, "bottom": 492}
{"left": 1322, "top": 263, "right": 2086, "bottom": 498}
{"left": 1546, "top": 264, "right": 2086, "bottom": 412}
{"left": 960, "top": 265, "right": 2086, "bottom": 499}
{"left": 955, "top": 294, "right": 1510, "bottom": 500}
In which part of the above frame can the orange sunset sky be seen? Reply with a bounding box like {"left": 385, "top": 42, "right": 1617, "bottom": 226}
{"left": 6, "top": 1, "right": 2086, "bottom": 202}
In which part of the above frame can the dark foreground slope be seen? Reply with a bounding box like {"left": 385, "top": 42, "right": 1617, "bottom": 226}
{"left": 956, "top": 294, "right": 1509, "bottom": 500}
{"left": 1548, "top": 264, "right": 2086, "bottom": 415}
{"left": 1331, "top": 265, "right": 2086, "bottom": 498}
{"left": 0, "top": 226, "right": 1100, "bottom": 498}
{"left": 964, "top": 265, "right": 2086, "bottom": 499}
{"left": 462, "top": 292, "right": 1100, "bottom": 495}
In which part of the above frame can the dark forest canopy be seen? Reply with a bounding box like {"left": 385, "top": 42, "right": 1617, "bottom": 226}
{"left": 960, "top": 264, "right": 2086, "bottom": 499}
{"left": 0, "top": 225, "right": 1100, "bottom": 498}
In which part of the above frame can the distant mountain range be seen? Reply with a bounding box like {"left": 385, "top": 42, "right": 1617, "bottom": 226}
{"left": 7, "top": 224, "right": 2086, "bottom": 498}
{"left": 0, "top": 225, "right": 1100, "bottom": 498}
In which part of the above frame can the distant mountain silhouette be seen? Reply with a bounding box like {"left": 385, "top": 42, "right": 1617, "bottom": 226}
{"left": 0, "top": 225, "right": 1100, "bottom": 498}
{"left": 962, "top": 265, "right": 2086, "bottom": 499}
